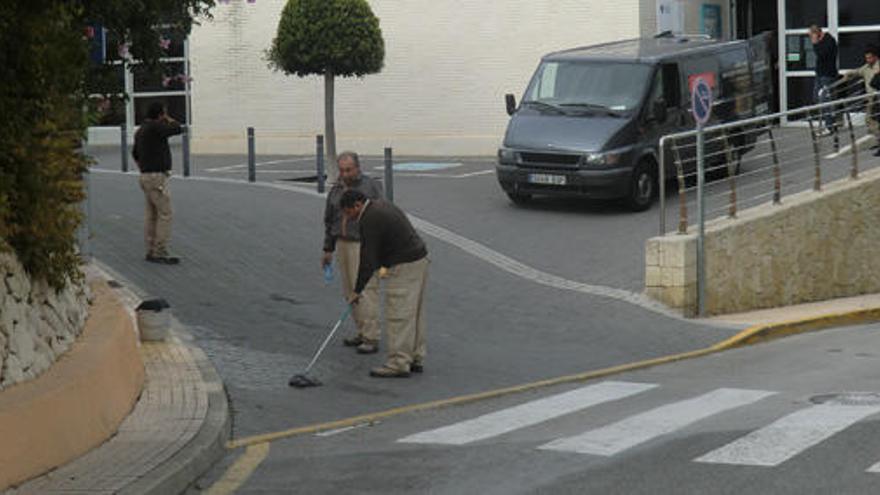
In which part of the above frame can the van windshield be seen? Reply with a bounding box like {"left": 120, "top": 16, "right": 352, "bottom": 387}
{"left": 524, "top": 61, "right": 653, "bottom": 113}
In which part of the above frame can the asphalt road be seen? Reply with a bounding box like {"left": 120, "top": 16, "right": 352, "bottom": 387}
{"left": 218, "top": 323, "right": 880, "bottom": 494}
{"left": 82, "top": 137, "right": 880, "bottom": 492}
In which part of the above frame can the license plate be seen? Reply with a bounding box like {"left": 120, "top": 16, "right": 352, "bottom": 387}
{"left": 528, "top": 173, "right": 566, "bottom": 185}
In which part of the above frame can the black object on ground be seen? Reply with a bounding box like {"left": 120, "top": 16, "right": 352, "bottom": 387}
{"left": 288, "top": 305, "right": 352, "bottom": 389}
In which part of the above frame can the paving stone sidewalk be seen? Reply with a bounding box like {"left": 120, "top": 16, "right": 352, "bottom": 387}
{"left": 8, "top": 272, "right": 229, "bottom": 495}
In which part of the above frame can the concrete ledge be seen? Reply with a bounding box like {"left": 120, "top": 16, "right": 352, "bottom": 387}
{"left": 0, "top": 280, "right": 145, "bottom": 490}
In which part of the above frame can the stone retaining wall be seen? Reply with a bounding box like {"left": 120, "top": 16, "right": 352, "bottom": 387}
{"left": 646, "top": 166, "right": 880, "bottom": 316}
{"left": 0, "top": 248, "right": 90, "bottom": 389}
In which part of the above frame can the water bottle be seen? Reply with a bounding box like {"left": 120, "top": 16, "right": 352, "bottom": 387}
{"left": 323, "top": 263, "right": 334, "bottom": 283}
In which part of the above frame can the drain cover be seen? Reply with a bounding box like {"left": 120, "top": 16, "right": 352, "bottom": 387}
{"left": 810, "top": 393, "right": 880, "bottom": 406}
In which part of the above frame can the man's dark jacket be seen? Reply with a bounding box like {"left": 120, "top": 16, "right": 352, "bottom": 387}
{"left": 354, "top": 200, "right": 427, "bottom": 294}
{"left": 132, "top": 119, "right": 183, "bottom": 173}
{"left": 813, "top": 34, "right": 839, "bottom": 79}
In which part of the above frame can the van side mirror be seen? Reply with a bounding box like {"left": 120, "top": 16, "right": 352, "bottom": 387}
{"left": 505, "top": 94, "right": 517, "bottom": 116}
{"left": 652, "top": 99, "right": 668, "bottom": 123}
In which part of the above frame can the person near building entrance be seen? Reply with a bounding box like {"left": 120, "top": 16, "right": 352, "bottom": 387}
{"left": 132, "top": 102, "right": 183, "bottom": 264}
{"left": 840, "top": 45, "right": 880, "bottom": 156}
{"left": 341, "top": 189, "right": 429, "bottom": 378}
{"left": 321, "top": 151, "right": 384, "bottom": 354}
{"left": 809, "top": 25, "right": 839, "bottom": 134}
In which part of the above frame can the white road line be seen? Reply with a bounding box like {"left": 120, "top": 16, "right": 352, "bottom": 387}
{"left": 393, "top": 169, "right": 495, "bottom": 179}
{"left": 539, "top": 388, "right": 775, "bottom": 456}
{"left": 823, "top": 135, "right": 874, "bottom": 159}
{"left": 397, "top": 381, "right": 657, "bottom": 446}
{"left": 864, "top": 459, "right": 880, "bottom": 473}
{"left": 90, "top": 170, "right": 683, "bottom": 317}
{"left": 695, "top": 403, "right": 880, "bottom": 467}
{"left": 205, "top": 157, "right": 314, "bottom": 172}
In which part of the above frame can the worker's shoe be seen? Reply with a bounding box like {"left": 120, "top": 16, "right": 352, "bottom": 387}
{"left": 356, "top": 342, "right": 379, "bottom": 354}
{"left": 146, "top": 253, "right": 180, "bottom": 265}
{"left": 369, "top": 365, "right": 410, "bottom": 378}
{"left": 410, "top": 361, "right": 424, "bottom": 373}
{"left": 874, "top": 148, "right": 880, "bottom": 157}
{"left": 343, "top": 335, "right": 364, "bottom": 347}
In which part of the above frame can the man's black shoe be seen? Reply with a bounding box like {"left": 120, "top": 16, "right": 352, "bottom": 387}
{"left": 410, "top": 362, "right": 424, "bottom": 373}
{"left": 874, "top": 148, "right": 880, "bottom": 157}
{"left": 343, "top": 335, "right": 364, "bottom": 347}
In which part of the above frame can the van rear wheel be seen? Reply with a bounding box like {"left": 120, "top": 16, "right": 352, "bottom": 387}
{"left": 627, "top": 162, "right": 657, "bottom": 212}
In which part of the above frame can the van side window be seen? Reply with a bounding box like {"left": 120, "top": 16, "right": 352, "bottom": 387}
{"left": 661, "top": 63, "right": 680, "bottom": 107}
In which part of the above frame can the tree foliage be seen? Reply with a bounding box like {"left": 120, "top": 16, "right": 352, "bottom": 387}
{"left": 0, "top": 0, "right": 213, "bottom": 288}
{"left": 268, "top": 0, "right": 384, "bottom": 78}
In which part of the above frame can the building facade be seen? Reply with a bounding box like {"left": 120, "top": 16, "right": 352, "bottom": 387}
{"left": 93, "top": 1, "right": 798, "bottom": 155}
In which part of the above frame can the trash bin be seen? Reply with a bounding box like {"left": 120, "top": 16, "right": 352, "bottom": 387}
{"left": 136, "top": 298, "right": 171, "bottom": 341}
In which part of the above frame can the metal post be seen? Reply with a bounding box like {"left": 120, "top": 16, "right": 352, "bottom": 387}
{"left": 120, "top": 123, "right": 128, "bottom": 172}
{"left": 182, "top": 125, "right": 191, "bottom": 177}
{"left": 696, "top": 124, "right": 706, "bottom": 317}
{"left": 845, "top": 111, "right": 859, "bottom": 179}
{"left": 316, "top": 135, "right": 325, "bottom": 193}
{"left": 723, "top": 130, "right": 737, "bottom": 218}
{"left": 672, "top": 143, "right": 688, "bottom": 235}
{"left": 659, "top": 137, "right": 666, "bottom": 236}
{"left": 807, "top": 116, "right": 821, "bottom": 191}
{"left": 768, "top": 127, "right": 781, "bottom": 204}
{"left": 384, "top": 147, "right": 394, "bottom": 202}
{"left": 247, "top": 127, "right": 255, "bottom": 183}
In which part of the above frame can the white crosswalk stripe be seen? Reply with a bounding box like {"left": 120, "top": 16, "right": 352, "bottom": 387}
{"left": 695, "top": 403, "right": 880, "bottom": 467}
{"left": 538, "top": 388, "right": 775, "bottom": 456}
{"left": 397, "top": 381, "right": 657, "bottom": 446}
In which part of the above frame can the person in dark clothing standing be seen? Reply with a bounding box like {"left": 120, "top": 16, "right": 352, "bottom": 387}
{"left": 341, "top": 189, "right": 429, "bottom": 378}
{"left": 132, "top": 102, "right": 183, "bottom": 264}
{"left": 809, "top": 25, "right": 839, "bottom": 133}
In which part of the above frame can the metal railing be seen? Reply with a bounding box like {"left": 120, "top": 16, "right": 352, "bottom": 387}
{"left": 659, "top": 83, "right": 878, "bottom": 236}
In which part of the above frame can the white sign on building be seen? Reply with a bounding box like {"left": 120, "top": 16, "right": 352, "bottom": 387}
{"left": 657, "top": 0, "right": 684, "bottom": 34}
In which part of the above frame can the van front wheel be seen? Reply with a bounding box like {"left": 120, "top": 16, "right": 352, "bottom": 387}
{"left": 627, "top": 162, "right": 657, "bottom": 212}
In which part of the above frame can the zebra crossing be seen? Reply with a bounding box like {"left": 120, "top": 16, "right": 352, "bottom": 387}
{"left": 396, "top": 380, "right": 880, "bottom": 471}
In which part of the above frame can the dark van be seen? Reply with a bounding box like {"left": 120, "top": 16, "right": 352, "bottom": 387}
{"left": 496, "top": 33, "right": 773, "bottom": 210}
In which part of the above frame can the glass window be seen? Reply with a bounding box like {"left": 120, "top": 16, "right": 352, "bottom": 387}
{"left": 839, "top": 0, "right": 880, "bottom": 27}
{"left": 134, "top": 95, "right": 186, "bottom": 125}
{"left": 786, "top": 76, "right": 814, "bottom": 114}
{"left": 785, "top": 34, "right": 817, "bottom": 71}
{"left": 89, "top": 96, "right": 125, "bottom": 126}
{"left": 133, "top": 62, "right": 187, "bottom": 92}
{"left": 785, "top": 0, "right": 826, "bottom": 29}
{"left": 839, "top": 32, "right": 880, "bottom": 70}
{"left": 525, "top": 61, "right": 653, "bottom": 112}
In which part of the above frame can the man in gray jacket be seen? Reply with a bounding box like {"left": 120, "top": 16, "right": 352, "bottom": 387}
{"left": 322, "top": 151, "right": 384, "bottom": 353}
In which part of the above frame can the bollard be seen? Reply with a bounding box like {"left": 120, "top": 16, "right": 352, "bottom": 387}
{"left": 384, "top": 147, "right": 394, "bottom": 202}
{"left": 722, "top": 130, "right": 737, "bottom": 218}
{"left": 182, "top": 125, "right": 191, "bottom": 177}
{"left": 316, "top": 135, "right": 325, "bottom": 194}
{"left": 247, "top": 127, "right": 255, "bottom": 183}
{"left": 121, "top": 123, "right": 129, "bottom": 172}
{"left": 672, "top": 144, "right": 687, "bottom": 235}
{"left": 768, "top": 128, "right": 782, "bottom": 204}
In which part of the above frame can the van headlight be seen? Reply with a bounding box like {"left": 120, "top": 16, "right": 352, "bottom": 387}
{"left": 498, "top": 148, "right": 517, "bottom": 164}
{"left": 584, "top": 151, "right": 621, "bottom": 167}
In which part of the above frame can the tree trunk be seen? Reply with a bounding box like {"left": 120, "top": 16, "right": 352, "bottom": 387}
{"left": 324, "top": 71, "right": 337, "bottom": 179}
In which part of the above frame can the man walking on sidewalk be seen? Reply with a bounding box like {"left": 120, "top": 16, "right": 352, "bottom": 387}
{"left": 321, "top": 151, "right": 384, "bottom": 354}
{"left": 132, "top": 102, "right": 183, "bottom": 264}
{"left": 341, "top": 190, "right": 429, "bottom": 378}
{"left": 841, "top": 45, "right": 880, "bottom": 156}
{"left": 809, "top": 25, "right": 839, "bottom": 134}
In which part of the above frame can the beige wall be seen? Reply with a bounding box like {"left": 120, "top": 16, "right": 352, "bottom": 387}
{"left": 646, "top": 167, "right": 880, "bottom": 317}
{"left": 189, "top": 0, "right": 646, "bottom": 155}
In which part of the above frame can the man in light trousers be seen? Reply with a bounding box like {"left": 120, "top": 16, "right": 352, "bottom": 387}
{"left": 341, "top": 189, "right": 429, "bottom": 378}
{"left": 132, "top": 102, "right": 183, "bottom": 264}
{"left": 321, "top": 152, "right": 384, "bottom": 354}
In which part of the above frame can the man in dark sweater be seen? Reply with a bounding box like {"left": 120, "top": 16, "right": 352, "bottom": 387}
{"left": 341, "top": 189, "right": 429, "bottom": 378}
{"left": 132, "top": 102, "right": 183, "bottom": 264}
{"left": 809, "top": 25, "right": 839, "bottom": 133}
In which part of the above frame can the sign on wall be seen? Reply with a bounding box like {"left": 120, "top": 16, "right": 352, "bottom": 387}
{"left": 657, "top": 0, "right": 684, "bottom": 34}
{"left": 701, "top": 4, "right": 722, "bottom": 39}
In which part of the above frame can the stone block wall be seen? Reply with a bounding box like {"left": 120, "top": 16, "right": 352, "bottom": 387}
{"left": 646, "top": 166, "right": 880, "bottom": 316}
{"left": 0, "top": 249, "right": 90, "bottom": 389}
